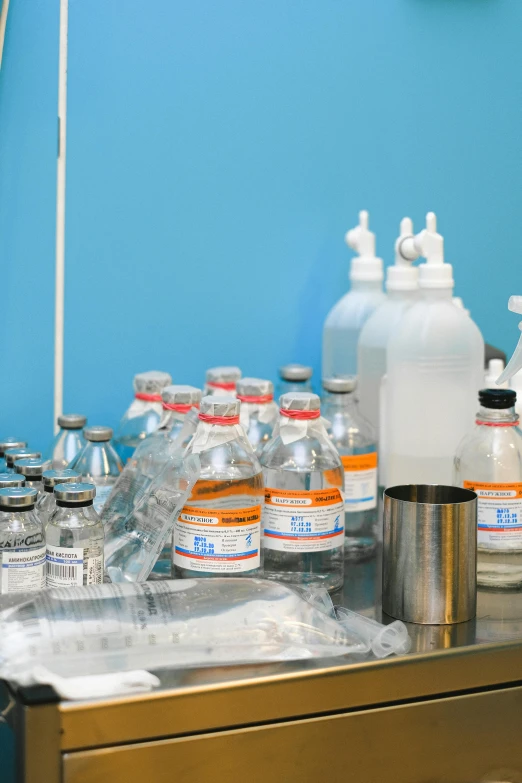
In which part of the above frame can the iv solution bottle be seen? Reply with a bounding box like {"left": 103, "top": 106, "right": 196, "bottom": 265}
{"left": 37, "top": 469, "right": 79, "bottom": 526}
{"left": 454, "top": 389, "right": 522, "bottom": 589}
{"left": 322, "top": 210, "right": 385, "bottom": 378}
{"left": 260, "top": 392, "right": 345, "bottom": 592}
{"left": 14, "top": 459, "right": 45, "bottom": 495}
{"left": 204, "top": 366, "right": 241, "bottom": 397}
{"left": 49, "top": 414, "right": 87, "bottom": 469}
{"left": 386, "top": 213, "right": 484, "bottom": 487}
{"left": 276, "top": 364, "right": 313, "bottom": 397}
{"left": 69, "top": 426, "right": 123, "bottom": 514}
{"left": 0, "top": 474, "right": 25, "bottom": 489}
{"left": 114, "top": 370, "right": 172, "bottom": 463}
{"left": 0, "top": 487, "right": 46, "bottom": 594}
{"left": 0, "top": 439, "right": 26, "bottom": 472}
{"left": 237, "top": 377, "right": 278, "bottom": 455}
{"left": 46, "top": 483, "right": 104, "bottom": 587}
{"left": 5, "top": 448, "right": 41, "bottom": 474}
{"left": 322, "top": 377, "right": 378, "bottom": 560}
{"left": 173, "top": 396, "right": 263, "bottom": 578}
{"left": 357, "top": 218, "right": 419, "bottom": 438}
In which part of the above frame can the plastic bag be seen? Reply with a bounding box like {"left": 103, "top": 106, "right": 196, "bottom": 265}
{"left": 103, "top": 452, "right": 200, "bottom": 583}
{"left": 0, "top": 578, "right": 368, "bottom": 686}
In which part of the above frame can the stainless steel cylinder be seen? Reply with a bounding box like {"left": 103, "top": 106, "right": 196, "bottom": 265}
{"left": 383, "top": 485, "right": 477, "bottom": 625}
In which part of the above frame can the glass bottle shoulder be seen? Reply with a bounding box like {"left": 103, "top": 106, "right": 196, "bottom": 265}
{"left": 323, "top": 407, "right": 375, "bottom": 452}
{"left": 0, "top": 509, "right": 43, "bottom": 534}
{"left": 70, "top": 442, "right": 122, "bottom": 478}
{"left": 190, "top": 438, "right": 262, "bottom": 481}
{"left": 48, "top": 505, "right": 102, "bottom": 530}
{"left": 455, "top": 424, "right": 522, "bottom": 477}
{"left": 260, "top": 432, "right": 341, "bottom": 472}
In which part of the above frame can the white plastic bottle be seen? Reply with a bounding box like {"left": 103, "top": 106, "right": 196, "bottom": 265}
{"left": 322, "top": 210, "right": 385, "bottom": 378}
{"left": 385, "top": 213, "right": 484, "bottom": 487}
{"left": 357, "top": 217, "right": 419, "bottom": 437}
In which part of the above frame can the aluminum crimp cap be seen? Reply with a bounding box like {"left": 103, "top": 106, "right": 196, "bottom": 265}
{"left": 58, "top": 413, "right": 87, "bottom": 430}
{"left": 279, "top": 391, "right": 320, "bottom": 411}
{"left": 0, "top": 473, "right": 25, "bottom": 488}
{"left": 200, "top": 395, "right": 240, "bottom": 417}
{"left": 14, "top": 458, "right": 46, "bottom": 478}
{"left": 237, "top": 378, "right": 274, "bottom": 397}
{"left": 84, "top": 426, "right": 112, "bottom": 442}
{"left": 322, "top": 375, "right": 357, "bottom": 393}
{"left": 279, "top": 364, "right": 313, "bottom": 381}
{"left": 54, "top": 482, "right": 96, "bottom": 503}
{"left": 5, "top": 449, "right": 41, "bottom": 468}
{"left": 134, "top": 371, "right": 172, "bottom": 393}
{"left": 0, "top": 438, "right": 27, "bottom": 456}
{"left": 205, "top": 366, "right": 241, "bottom": 383}
{"left": 43, "top": 469, "right": 79, "bottom": 489}
{"left": 162, "top": 384, "right": 202, "bottom": 405}
{"left": 0, "top": 486, "right": 38, "bottom": 509}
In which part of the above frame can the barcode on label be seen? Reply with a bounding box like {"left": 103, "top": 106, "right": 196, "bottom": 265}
{"left": 87, "top": 556, "right": 103, "bottom": 585}
{"left": 48, "top": 563, "right": 79, "bottom": 581}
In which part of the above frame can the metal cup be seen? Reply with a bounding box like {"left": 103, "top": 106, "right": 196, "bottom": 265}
{"left": 383, "top": 485, "right": 477, "bottom": 625}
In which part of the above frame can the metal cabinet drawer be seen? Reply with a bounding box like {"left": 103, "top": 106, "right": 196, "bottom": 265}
{"left": 63, "top": 685, "right": 522, "bottom": 783}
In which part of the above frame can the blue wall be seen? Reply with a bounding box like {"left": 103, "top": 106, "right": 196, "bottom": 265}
{"left": 3, "top": 0, "right": 522, "bottom": 450}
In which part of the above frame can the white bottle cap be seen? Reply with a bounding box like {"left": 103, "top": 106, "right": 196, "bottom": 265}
{"left": 387, "top": 217, "right": 419, "bottom": 291}
{"left": 413, "top": 213, "right": 453, "bottom": 290}
{"left": 346, "top": 210, "right": 384, "bottom": 283}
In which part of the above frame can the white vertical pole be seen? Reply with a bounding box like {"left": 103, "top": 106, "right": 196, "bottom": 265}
{"left": 54, "top": 0, "right": 68, "bottom": 433}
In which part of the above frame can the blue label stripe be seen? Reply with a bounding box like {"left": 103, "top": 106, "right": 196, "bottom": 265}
{"left": 175, "top": 547, "right": 258, "bottom": 558}
{"left": 264, "top": 528, "right": 343, "bottom": 538}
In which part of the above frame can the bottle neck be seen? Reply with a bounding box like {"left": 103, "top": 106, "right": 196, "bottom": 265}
{"left": 322, "top": 392, "right": 357, "bottom": 409}
{"left": 350, "top": 278, "right": 382, "bottom": 292}
{"left": 419, "top": 287, "right": 453, "bottom": 301}
{"left": 386, "top": 288, "right": 417, "bottom": 302}
{"left": 476, "top": 405, "right": 519, "bottom": 426}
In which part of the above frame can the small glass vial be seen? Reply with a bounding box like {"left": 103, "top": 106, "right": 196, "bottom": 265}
{"left": 46, "top": 482, "right": 104, "bottom": 587}
{"left": 276, "top": 364, "right": 313, "bottom": 397}
{"left": 454, "top": 388, "right": 522, "bottom": 589}
{"left": 69, "top": 426, "right": 123, "bottom": 514}
{"left": 0, "top": 487, "right": 45, "bottom": 594}
{"left": 49, "top": 414, "right": 87, "bottom": 469}
{"left": 173, "top": 396, "right": 263, "bottom": 578}
{"left": 5, "top": 448, "right": 41, "bottom": 474}
{"left": 14, "top": 458, "right": 46, "bottom": 495}
{"left": 204, "top": 366, "right": 241, "bottom": 397}
{"left": 114, "top": 370, "right": 172, "bottom": 463}
{"left": 237, "top": 377, "right": 278, "bottom": 455}
{"left": 260, "top": 391, "right": 345, "bottom": 592}
{"left": 37, "top": 469, "right": 79, "bottom": 526}
{"left": 0, "top": 439, "right": 26, "bottom": 472}
{"left": 322, "top": 376, "right": 378, "bottom": 560}
{"left": 0, "top": 473, "right": 25, "bottom": 488}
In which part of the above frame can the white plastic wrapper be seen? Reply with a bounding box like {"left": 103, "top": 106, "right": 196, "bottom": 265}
{"left": 103, "top": 453, "right": 200, "bottom": 583}
{"left": 0, "top": 579, "right": 368, "bottom": 688}
{"left": 191, "top": 396, "right": 246, "bottom": 454}
{"left": 274, "top": 392, "right": 331, "bottom": 446}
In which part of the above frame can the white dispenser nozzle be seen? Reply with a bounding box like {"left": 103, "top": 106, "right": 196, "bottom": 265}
{"left": 497, "top": 296, "right": 522, "bottom": 384}
{"left": 485, "top": 358, "right": 508, "bottom": 389}
{"left": 387, "top": 217, "right": 419, "bottom": 291}
{"left": 403, "top": 212, "right": 453, "bottom": 289}
{"left": 345, "top": 210, "right": 384, "bottom": 283}
{"left": 335, "top": 606, "right": 411, "bottom": 658}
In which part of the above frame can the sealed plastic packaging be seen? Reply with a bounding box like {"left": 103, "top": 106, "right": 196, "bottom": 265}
{"left": 101, "top": 386, "right": 201, "bottom": 544}
{"left": 0, "top": 578, "right": 370, "bottom": 686}
{"left": 237, "top": 377, "right": 278, "bottom": 455}
{"left": 114, "top": 371, "right": 172, "bottom": 462}
{"left": 204, "top": 366, "right": 241, "bottom": 397}
{"left": 48, "top": 414, "right": 87, "bottom": 469}
{"left": 104, "top": 452, "right": 200, "bottom": 583}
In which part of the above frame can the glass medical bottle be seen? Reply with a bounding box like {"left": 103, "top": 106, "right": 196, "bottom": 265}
{"left": 322, "top": 377, "right": 378, "bottom": 559}
{"left": 5, "top": 448, "right": 41, "bottom": 474}
{"left": 260, "top": 392, "right": 345, "bottom": 592}
{"left": 69, "top": 426, "right": 123, "bottom": 514}
{"left": 0, "top": 474, "right": 24, "bottom": 489}
{"left": 237, "top": 377, "right": 278, "bottom": 455}
{"left": 46, "top": 482, "right": 104, "bottom": 587}
{"left": 114, "top": 370, "right": 172, "bottom": 463}
{"left": 173, "top": 396, "right": 263, "bottom": 578}
{"left": 277, "top": 364, "right": 313, "bottom": 397}
{"left": 204, "top": 366, "right": 241, "bottom": 397}
{"left": 454, "top": 388, "right": 522, "bottom": 589}
{"left": 14, "top": 459, "right": 45, "bottom": 495}
{"left": 0, "top": 439, "right": 26, "bottom": 472}
{"left": 0, "top": 487, "right": 46, "bottom": 594}
{"left": 49, "top": 414, "right": 87, "bottom": 469}
{"left": 37, "top": 469, "right": 79, "bottom": 526}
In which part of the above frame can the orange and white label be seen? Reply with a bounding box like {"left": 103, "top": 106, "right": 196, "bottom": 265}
{"left": 464, "top": 481, "right": 522, "bottom": 549}
{"left": 174, "top": 504, "right": 261, "bottom": 573}
{"left": 263, "top": 488, "right": 344, "bottom": 553}
{"left": 341, "top": 452, "right": 378, "bottom": 512}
